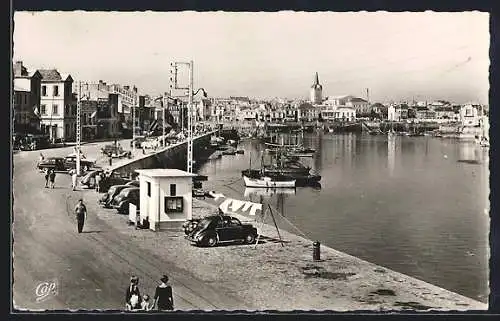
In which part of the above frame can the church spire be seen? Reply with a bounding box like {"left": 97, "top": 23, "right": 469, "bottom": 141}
{"left": 314, "top": 72, "right": 319, "bottom": 85}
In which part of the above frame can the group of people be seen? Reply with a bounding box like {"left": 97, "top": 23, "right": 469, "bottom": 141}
{"left": 43, "top": 168, "right": 57, "bottom": 188}
{"left": 125, "top": 275, "right": 174, "bottom": 312}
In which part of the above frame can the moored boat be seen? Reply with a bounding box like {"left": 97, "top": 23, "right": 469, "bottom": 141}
{"left": 243, "top": 175, "right": 296, "bottom": 188}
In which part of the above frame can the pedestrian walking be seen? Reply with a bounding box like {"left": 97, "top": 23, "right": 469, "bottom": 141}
{"left": 95, "top": 173, "right": 102, "bottom": 193}
{"left": 71, "top": 169, "right": 78, "bottom": 191}
{"left": 74, "top": 198, "right": 87, "bottom": 233}
{"left": 49, "top": 169, "right": 56, "bottom": 189}
{"left": 153, "top": 275, "right": 174, "bottom": 311}
{"left": 44, "top": 168, "right": 50, "bottom": 188}
{"left": 108, "top": 153, "right": 113, "bottom": 166}
{"left": 125, "top": 276, "right": 142, "bottom": 311}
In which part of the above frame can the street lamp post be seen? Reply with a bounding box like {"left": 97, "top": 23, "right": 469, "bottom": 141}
{"left": 132, "top": 94, "right": 135, "bottom": 153}
{"left": 76, "top": 81, "right": 81, "bottom": 176}
{"left": 170, "top": 60, "right": 207, "bottom": 174}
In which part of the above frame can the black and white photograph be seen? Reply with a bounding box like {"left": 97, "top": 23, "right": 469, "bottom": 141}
{"left": 11, "top": 11, "right": 490, "bottom": 312}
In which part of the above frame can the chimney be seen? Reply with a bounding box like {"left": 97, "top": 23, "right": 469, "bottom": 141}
{"left": 133, "top": 86, "right": 137, "bottom": 93}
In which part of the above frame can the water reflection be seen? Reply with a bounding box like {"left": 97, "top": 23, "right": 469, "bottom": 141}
{"left": 197, "top": 133, "right": 489, "bottom": 301}
{"left": 244, "top": 187, "right": 296, "bottom": 198}
{"left": 458, "top": 142, "right": 482, "bottom": 163}
{"left": 387, "top": 134, "right": 396, "bottom": 176}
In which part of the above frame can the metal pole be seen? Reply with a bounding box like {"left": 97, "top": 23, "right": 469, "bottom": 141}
{"left": 162, "top": 94, "right": 166, "bottom": 147}
{"left": 132, "top": 93, "right": 136, "bottom": 153}
{"left": 187, "top": 60, "right": 194, "bottom": 173}
{"left": 76, "top": 81, "right": 81, "bottom": 176}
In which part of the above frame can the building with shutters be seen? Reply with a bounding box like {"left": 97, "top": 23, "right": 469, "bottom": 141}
{"left": 37, "top": 69, "right": 76, "bottom": 142}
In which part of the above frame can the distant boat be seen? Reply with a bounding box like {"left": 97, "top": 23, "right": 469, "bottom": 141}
{"left": 243, "top": 175, "right": 296, "bottom": 188}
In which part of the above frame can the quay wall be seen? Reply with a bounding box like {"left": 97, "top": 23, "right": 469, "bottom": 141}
{"left": 109, "top": 132, "right": 215, "bottom": 176}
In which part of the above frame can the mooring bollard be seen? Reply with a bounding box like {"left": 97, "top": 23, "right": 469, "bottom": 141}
{"left": 313, "top": 241, "right": 321, "bottom": 261}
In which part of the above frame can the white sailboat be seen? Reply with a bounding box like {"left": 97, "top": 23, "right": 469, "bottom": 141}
{"left": 243, "top": 175, "right": 296, "bottom": 188}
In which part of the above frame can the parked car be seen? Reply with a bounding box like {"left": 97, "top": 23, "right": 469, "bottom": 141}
{"left": 185, "top": 215, "right": 258, "bottom": 247}
{"left": 37, "top": 157, "right": 66, "bottom": 172}
{"left": 111, "top": 187, "right": 140, "bottom": 214}
{"left": 182, "top": 218, "right": 202, "bottom": 235}
{"left": 99, "top": 175, "right": 132, "bottom": 193}
{"left": 63, "top": 154, "right": 95, "bottom": 172}
{"left": 125, "top": 180, "right": 140, "bottom": 187}
{"left": 80, "top": 169, "right": 104, "bottom": 189}
{"left": 99, "top": 185, "right": 131, "bottom": 208}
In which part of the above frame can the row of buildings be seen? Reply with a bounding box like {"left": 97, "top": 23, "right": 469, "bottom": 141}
{"left": 13, "top": 61, "right": 208, "bottom": 142}
{"left": 13, "top": 63, "right": 487, "bottom": 142}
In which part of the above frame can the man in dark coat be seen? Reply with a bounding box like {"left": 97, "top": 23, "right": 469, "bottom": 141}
{"left": 74, "top": 198, "right": 87, "bottom": 233}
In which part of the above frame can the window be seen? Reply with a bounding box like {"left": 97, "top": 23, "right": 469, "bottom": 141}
{"left": 24, "top": 94, "right": 28, "bottom": 105}
{"left": 65, "top": 105, "right": 69, "bottom": 115}
{"left": 41, "top": 104, "right": 46, "bottom": 115}
{"left": 53, "top": 85, "right": 59, "bottom": 96}
{"left": 52, "top": 104, "right": 58, "bottom": 115}
{"left": 147, "top": 182, "right": 151, "bottom": 197}
{"left": 164, "top": 197, "right": 183, "bottom": 213}
{"left": 170, "top": 184, "right": 176, "bottom": 196}
{"left": 42, "top": 86, "right": 47, "bottom": 96}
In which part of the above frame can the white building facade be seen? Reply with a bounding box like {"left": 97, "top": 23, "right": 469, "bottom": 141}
{"left": 38, "top": 69, "right": 76, "bottom": 141}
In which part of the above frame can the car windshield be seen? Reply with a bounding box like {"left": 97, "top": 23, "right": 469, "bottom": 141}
{"left": 197, "top": 217, "right": 216, "bottom": 230}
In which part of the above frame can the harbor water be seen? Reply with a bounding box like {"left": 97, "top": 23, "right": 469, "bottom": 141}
{"left": 197, "top": 133, "right": 490, "bottom": 303}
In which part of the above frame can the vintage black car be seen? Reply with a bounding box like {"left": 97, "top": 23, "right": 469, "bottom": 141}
{"left": 37, "top": 157, "right": 66, "bottom": 172}
{"left": 111, "top": 187, "right": 140, "bottom": 214}
{"left": 63, "top": 155, "right": 95, "bottom": 172}
{"left": 80, "top": 169, "right": 104, "bottom": 189}
{"left": 37, "top": 155, "right": 95, "bottom": 173}
{"left": 182, "top": 218, "right": 202, "bottom": 235}
{"left": 99, "top": 175, "right": 132, "bottom": 193}
{"left": 99, "top": 185, "right": 131, "bottom": 208}
{"left": 186, "top": 215, "right": 258, "bottom": 247}
{"left": 125, "top": 180, "right": 140, "bottom": 187}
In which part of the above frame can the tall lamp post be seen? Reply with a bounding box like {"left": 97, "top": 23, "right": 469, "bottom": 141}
{"left": 76, "top": 81, "right": 81, "bottom": 175}
{"left": 169, "top": 60, "right": 207, "bottom": 173}
{"left": 132, "top": 93, "right": 136, "bottom": 153}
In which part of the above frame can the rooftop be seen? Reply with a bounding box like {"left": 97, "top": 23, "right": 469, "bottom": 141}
{"left": 38, "top": 69, "right": 72, "bottom": 82}
{"left": 135, "top": 168, "right": 196, "bottom": 178}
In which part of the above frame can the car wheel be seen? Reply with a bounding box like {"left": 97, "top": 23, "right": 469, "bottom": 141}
{"left": 245, "top": 233, "right": 256, "bottom": 244}
{"left": 205, "top": 235, "right": 218, "bottom": 247}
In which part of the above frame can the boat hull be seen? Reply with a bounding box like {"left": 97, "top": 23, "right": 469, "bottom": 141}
{"left": 243, "top": 175, "right": 296, "bottom": 188}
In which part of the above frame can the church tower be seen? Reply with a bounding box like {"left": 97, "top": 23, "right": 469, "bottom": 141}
{"left": 310, "top": 72, "right": 323, "bottom": 104}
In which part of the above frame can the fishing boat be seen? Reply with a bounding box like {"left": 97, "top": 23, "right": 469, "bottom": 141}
{"left": 243, "top": 175, "right": 296, "bottom": 188}
{"left": 241, "top": 168, "right": 321, "bottom": 187}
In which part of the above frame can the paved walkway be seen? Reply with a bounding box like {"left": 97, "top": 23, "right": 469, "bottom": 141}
{"left": 13, "top": 139, "right": 249, "bottom": 311}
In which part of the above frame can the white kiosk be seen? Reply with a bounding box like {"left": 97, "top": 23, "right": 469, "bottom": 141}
{"left": 135, "top": 169, "right": 196, "bottom": 231}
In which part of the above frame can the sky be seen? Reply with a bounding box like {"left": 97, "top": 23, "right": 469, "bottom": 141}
{"left": 13, "top": 11, "right": 489, "bottom": 104}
